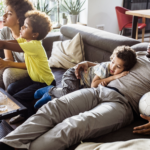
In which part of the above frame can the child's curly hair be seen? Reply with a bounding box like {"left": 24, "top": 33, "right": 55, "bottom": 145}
{"left": 25, "top": 10, "right": 52, "bottom": 40}
{"left": 4, "top": 0, "right": 35, "bottom": 28}
{"left": 110, "top": 46, "right": 137, "bottom": 71}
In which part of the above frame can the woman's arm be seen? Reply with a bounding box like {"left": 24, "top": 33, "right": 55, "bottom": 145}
{"left": 4, "top": 49, "right": 14, "bottom": 61}
{"left": 3, "top": 40, "right": 18, "bottom": 61}
{"left": 91, "top": 71, "right": 129, "bottom": 88}
{"left": 0, "top": 58, "right": 26, "bottom": 69}
{"left": 2, "top": 41, "right": 26, "bottom": 69}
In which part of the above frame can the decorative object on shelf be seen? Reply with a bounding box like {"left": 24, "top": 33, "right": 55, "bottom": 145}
{"left": 61, "top": 0, "right": 86, "bottom": 24}
{"left": 62, "top": 13, "right": 68, "bottom": 25}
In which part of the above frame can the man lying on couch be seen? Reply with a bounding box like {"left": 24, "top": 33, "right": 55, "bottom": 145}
{"left": 75, "top": 57, "right": 150, "bottom": 136}
{"left": 0, "top": 51, "right": 150, "bottom": 150}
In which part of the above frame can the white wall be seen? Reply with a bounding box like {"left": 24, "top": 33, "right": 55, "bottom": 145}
{"left": 79, "top": 0, "right": 88, "bottom": 24}
{"left": 79, "top": 0, "right": 123, "bottom": 34}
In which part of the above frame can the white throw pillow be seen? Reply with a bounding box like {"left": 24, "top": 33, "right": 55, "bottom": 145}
{"left": 48, "top": 33, "right": 85, "bottom": 69}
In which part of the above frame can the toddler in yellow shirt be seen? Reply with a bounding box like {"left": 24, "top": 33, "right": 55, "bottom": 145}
{"left": 0, "top": 10, "right": 55, "bottom": 123}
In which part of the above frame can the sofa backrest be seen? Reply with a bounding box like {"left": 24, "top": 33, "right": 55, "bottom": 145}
{"left": 60, "top": 24, "right": 140, "bottom": 63}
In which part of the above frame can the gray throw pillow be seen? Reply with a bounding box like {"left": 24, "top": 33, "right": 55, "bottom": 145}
{"left": 131, "top": 42, "right": 148, "bottom": 52}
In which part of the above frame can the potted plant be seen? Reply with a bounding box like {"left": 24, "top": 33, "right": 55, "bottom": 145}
{"left": 62, "top": 13, "right": 68, "bottom": 25}
{"left": 34, "top": 0, "right": 55, "bottom": 16}
{"left": 61, "top": 0, "right": 86, "bottom": 24}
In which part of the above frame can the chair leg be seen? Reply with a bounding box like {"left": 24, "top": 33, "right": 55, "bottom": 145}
{"left": 119, "top": 30, "right": 123, "bottom": 35}
{"left": 136, "top": 25, "right": 138, "bottom": 40}
{"left": 142, "top": 28, "right": 145, "bottom": 42}
{"left": 121, "top": 29, "right": 124, "bottom": 35}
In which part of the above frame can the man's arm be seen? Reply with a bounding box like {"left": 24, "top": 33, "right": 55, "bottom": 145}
{"left": 133, "top": 114, "right": 150, "bottom": 135}
{"left": 0, "top": 40, "right": 23, "bottom": 52}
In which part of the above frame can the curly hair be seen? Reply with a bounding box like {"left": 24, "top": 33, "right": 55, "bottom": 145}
{"left": 25, "top": 10, "right": 52, "bottom": 40}
{"left": 110, "top": 46, "right": 137, "bottom": 71}
{"left": 4, "top": 0, "right": 35, "bottom": 28}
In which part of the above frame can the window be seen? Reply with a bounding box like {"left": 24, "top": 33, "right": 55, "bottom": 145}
{"left": 31, "top": 0, "right": 62, "bottom": 25}
{"left": 0, "top": 0, "right": 4, "bottom": 18}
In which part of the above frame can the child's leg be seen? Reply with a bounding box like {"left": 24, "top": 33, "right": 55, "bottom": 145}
{"left": 49, "top": 68, "right": 80, "bottom": 98}
{"left": 7, "top": 76, "right": 33, "bottom": 96}
{"left": 9, "top": 82, "right": 48, "bottom": 124}
{"left": 34, "top": 92, "right": 52, "bottom": 109}
{"left": 34, "top": 80, "right": 56, "bottom": 99}
{"left": 13, "top": 82, "right": 47, "bottom": 116}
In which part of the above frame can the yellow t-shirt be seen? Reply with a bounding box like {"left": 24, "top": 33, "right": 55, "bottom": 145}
{"left": 17, "top": 38, "right": 54, "bottom": 85}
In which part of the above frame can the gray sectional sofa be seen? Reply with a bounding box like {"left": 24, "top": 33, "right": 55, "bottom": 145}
{"left": 43, "top": 24, "right": 150, "bottom": 149}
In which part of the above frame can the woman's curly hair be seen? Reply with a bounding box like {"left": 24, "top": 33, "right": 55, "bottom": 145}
{"left": 110, "top": 46, "right": 137, "bottom": 71}
{"left": 4, "top": 0, "right": 35, "bottom": 28}
{"left": 25, "top": 10, "right": 52, "bottom": 40}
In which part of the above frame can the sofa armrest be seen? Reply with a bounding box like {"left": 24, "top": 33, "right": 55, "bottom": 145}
{"left": 42, "top": 32, "right": 62, "bottom": 58}
{"left": 131, "top": 42, "right": 148, "bottom": 52}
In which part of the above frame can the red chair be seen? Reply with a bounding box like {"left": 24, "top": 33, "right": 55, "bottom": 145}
{"left": 115, "top": 6, "right": 146, "bottom": 42}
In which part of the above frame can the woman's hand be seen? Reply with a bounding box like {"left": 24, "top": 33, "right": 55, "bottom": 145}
{"left": 114, "top": 71, "right": 129, "bottom": 79}
{"left": 133, "top": 114, "right": 150, "bottom": 135}
{"left": 74, "top": 61, "right": 88, "bottom": 79}
{"left": 0, "top": 58, "right": 9, "bottom": 69}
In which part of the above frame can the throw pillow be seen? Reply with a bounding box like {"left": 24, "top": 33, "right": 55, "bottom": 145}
{"left": 131, "top": 43, "right": 148, "bottom": 52}
{"left": 48, "top": 33, "right": 85, "bottom": 69}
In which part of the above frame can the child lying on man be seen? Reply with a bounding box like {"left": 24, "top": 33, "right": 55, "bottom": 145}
{"left": 34, "top": 46, "right": 137, "bottom": 109}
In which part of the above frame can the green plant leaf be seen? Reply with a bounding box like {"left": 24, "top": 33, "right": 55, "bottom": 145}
{"left": 61, "top": 0, "right": 86, "bottom": 15}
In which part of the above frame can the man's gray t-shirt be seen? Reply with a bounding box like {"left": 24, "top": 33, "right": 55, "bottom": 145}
{"left": 108, "top": 51, "right": 150, "bottom": 114}
{"left": 0, "top": 27, "right": 24, "bottom": 62}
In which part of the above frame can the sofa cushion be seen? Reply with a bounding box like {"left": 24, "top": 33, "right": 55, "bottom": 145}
{"left": 60, "top": 25, "right": 140, "bottom": 55}
{"left": 51, "top": 68, "right": 66, "bottom": 87}
{"left": 49, "top": 33, "right": 85, "bottom": 69}
{"left": 84, "top": 43, "right": 111, "bottom": 63}
{"left": 67, "top": 117, "right": 150, "bottom": 150}
{"left": 42, "top": 32, "right": 62, "bottom": 58}
{"left": 75, "top": 139, "right": 150, "bottom": 150}
{"left": 83, "top": 118, "right": 150, "bottom": 143}
{"left": 131, "top": 42, "right": 148, "bottom": 52}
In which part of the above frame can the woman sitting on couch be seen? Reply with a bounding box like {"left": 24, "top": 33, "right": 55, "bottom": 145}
{"left": 0, "top": 0, "right": 34, "bottom": 89}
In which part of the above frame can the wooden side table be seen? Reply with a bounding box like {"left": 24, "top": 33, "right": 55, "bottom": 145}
{"left": 0, "top": 88, "right": 27, "bottom": 140}
{"left": 0, "top": 88, "right": 27, "bottom": 120}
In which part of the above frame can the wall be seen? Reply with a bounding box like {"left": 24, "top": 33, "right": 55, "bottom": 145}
{"left": 79, "top": 0, "right": 123, "bottom": 34}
